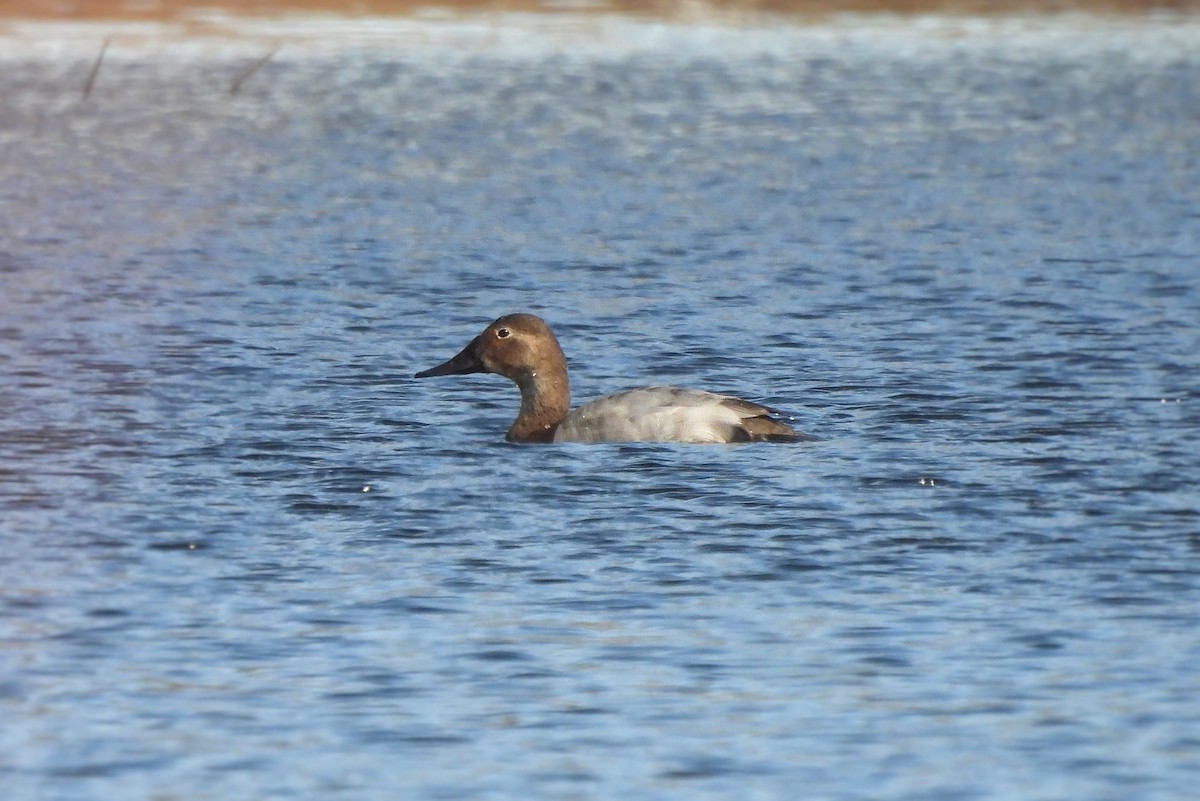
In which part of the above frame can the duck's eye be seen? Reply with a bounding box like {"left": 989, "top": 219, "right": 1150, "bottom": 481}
{"left": 496, "top": 327, "right": 511, "bottom": 339}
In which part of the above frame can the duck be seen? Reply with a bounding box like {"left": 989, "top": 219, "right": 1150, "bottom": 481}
{"left": 414, "top": 313, "right": 816, "bottom": 444}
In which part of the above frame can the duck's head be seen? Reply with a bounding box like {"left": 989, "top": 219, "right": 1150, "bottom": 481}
{"left": 414, "top": 313, "right": 566, "bottom": 387}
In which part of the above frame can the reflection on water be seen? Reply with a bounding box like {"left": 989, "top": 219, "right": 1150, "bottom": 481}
{"left": 2, "top": 13, "right": 1199, "bottom": 801}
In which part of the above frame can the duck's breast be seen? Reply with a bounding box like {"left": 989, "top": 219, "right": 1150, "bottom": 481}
{"left": 553, "top": 386, "right": 772, "bottom": 444}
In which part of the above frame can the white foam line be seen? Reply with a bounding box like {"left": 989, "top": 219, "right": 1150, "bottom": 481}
{"left": 1, "top": 12, "right": 1198, "bottom": 63}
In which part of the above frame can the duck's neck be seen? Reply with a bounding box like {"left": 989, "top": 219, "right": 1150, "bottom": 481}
{"left": 506, "top": 364, "right": 570, "bottom": 443}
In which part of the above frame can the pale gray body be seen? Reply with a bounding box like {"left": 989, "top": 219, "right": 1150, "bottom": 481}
{"left": 554, "top": 386, "right": 794, "bottom": 444}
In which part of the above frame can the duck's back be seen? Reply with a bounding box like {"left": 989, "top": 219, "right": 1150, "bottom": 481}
{"left": 553, "top": 386, "right": 808, "bottom": 444}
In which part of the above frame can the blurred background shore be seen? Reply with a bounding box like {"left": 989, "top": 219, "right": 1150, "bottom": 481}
{"left": 2, "top": 0, "right": 1198, "bottom": 20}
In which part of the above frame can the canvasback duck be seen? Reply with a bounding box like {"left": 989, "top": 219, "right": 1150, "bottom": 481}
{"left": 414, "top": 314, "right": 816, "bottom": 444}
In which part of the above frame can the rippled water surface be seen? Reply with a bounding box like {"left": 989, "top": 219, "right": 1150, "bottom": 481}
{"left": 2, "top": 14, "right": 1199, "bottom": 801}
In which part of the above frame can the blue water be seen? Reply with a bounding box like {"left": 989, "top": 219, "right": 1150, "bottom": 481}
{"left": 2, "top": 14, "right": 1199, "bottom": 801}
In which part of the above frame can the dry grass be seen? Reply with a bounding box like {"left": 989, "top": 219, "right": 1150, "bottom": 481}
{"left": 1, "top": 0, "right": 1197, "bottom": 21}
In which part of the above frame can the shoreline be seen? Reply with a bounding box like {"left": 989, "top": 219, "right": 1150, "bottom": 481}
{"left": 2, "top": 0, "right": 1198, "bottom": 22}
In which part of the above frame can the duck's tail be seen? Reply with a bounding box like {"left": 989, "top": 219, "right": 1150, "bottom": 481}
{"left": 735, "top": 413, "right": 820, "bottom": 443}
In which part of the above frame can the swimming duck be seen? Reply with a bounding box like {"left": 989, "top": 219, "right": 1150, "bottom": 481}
{"left": 414, "top": 314, "right": 815, "bottom": 444}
